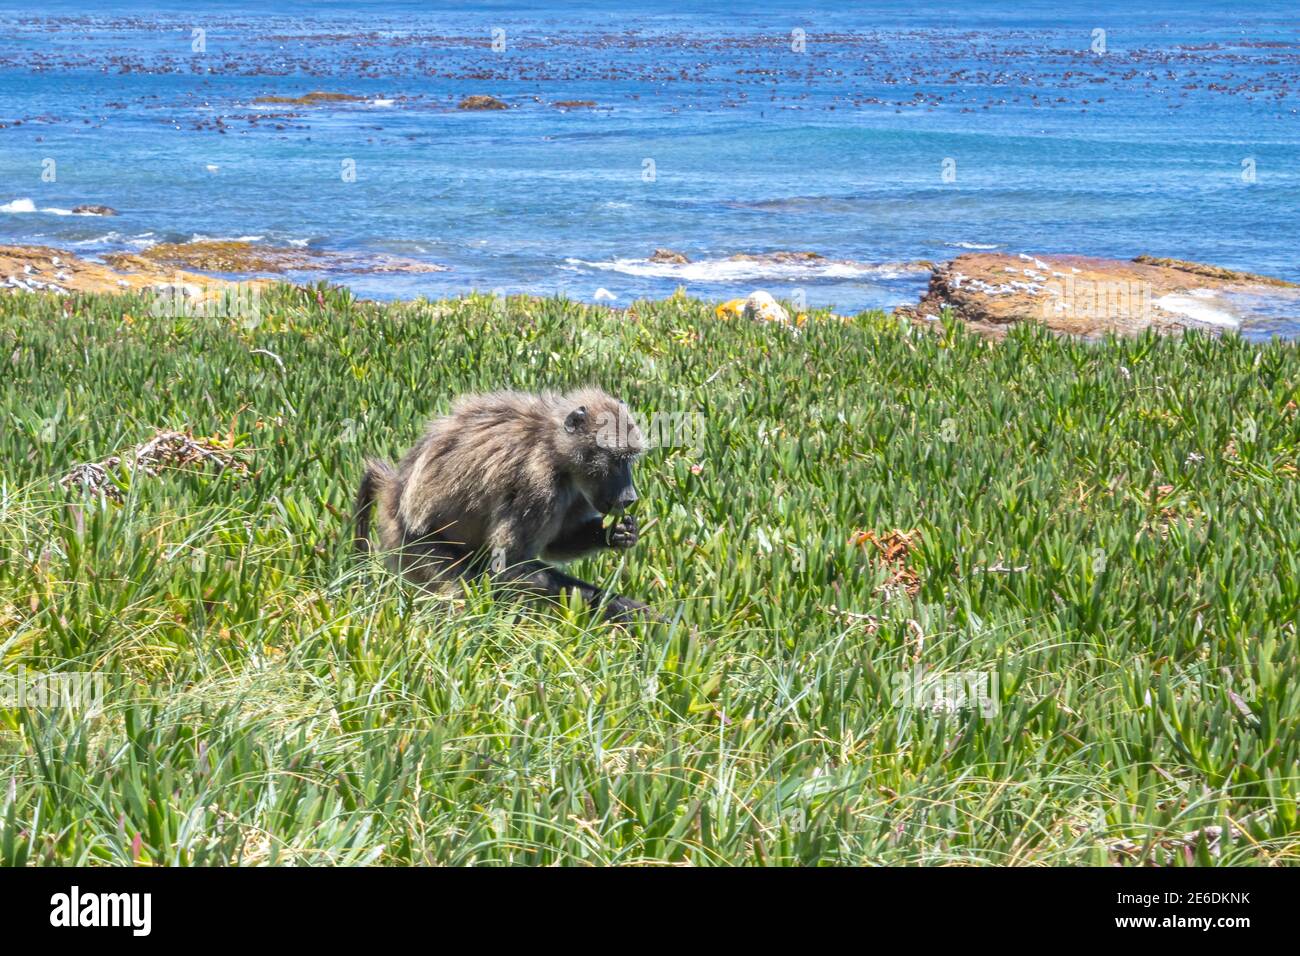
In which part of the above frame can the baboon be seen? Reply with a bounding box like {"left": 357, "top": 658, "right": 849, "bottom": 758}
{"left": 353, "top": 387, "right": 655, "bottom": 622}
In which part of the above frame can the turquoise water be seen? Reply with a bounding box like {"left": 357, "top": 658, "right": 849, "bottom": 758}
{"left": 0, "top": 1, "right": 1297, "bottom": 322}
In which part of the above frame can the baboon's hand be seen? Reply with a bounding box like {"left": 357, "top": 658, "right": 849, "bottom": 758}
{"left": 605, "top": 514, "right": 639, "bottom": 549}
{"left": 603, "top": 594, "right": 661, "bottom": 624}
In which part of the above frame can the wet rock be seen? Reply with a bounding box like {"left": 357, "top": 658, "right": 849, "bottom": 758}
{"left": 554, "top": 100, "right": 597, "bottom": 108}
{"left": 105, "top": 240, "right": 445, "bottom": 275}
{"left": 72, "top": 204, "right": 118, "bottom": 216}
{"left": 649, "top": 248, "right": 690, "bottom": 264}
{"left": 725, "top": 251, "right": 933, "bottom": 274}
{"left": 727, "top": 251, "right": 825, "bottom": 265}
{"left": 1131, "top": 255, "right": 1297, "bottom": 288}
{"left": 457, "top": 95, "right": 508, "bottom": 111}
{"left": 106, "top": 241, "right": 318, "bottom": 274}
{"left": 359, "top": 255, "right": 447, "bottom": 274}
{"left": 252, "top": 91, "right": 365, "bottom": 106}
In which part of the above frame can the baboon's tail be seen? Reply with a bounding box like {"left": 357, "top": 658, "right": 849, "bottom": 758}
{"left": 353, "top": 459, "right": 396, "bottom": 555}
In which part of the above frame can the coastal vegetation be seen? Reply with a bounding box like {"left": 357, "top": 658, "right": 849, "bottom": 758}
{"left": 1, "top": 285, "right": 1297, "bottom": 864}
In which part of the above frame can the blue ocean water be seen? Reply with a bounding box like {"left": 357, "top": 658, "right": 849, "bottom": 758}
{"left": 0, "top": 1, "right": 1297, "bottom": 321}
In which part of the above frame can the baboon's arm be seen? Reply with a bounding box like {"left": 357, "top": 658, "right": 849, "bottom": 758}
{"left": 543, "top": 512, "right": 607, "bottom": 560}
{"left": 544, "top": 507, "right": 639, "bottom": 561}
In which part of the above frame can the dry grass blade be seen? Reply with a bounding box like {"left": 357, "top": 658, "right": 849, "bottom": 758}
{"left": 59, "top": 428, "right": 249, "bottom": 501}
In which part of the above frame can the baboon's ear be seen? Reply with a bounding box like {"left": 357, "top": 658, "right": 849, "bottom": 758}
{"left": 564, "top": 406, "right": 588, "bottom": 433}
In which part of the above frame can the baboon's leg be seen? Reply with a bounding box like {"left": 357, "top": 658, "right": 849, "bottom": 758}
{"left": 352, "top": 460, "right": 396, "bottom": 555}
{"left": 395, "top": 535, "right": 472, "bottom": 590}
{"left": 494, "top": 559, "right": 655, "bottom": 623}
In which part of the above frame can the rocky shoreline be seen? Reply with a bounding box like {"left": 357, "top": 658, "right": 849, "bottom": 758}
{"left": 0, "top": 244, "right": 258, "bottom": 298}
{"left": 0, "top": 240, "right": 443, "bottom": 298}
{"left": 2, "top": 240, "right": 1296, "bottom": 337}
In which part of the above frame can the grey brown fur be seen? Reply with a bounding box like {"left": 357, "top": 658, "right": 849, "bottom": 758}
{"left": 353, "top": 387, "right": 654, "bottom": 621}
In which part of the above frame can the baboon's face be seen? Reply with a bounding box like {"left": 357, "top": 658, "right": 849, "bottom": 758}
{"left": 584, "top": 449, "right": 638, "bottom": 515}
{"left": 564, "top": 402, "right": 644, "bottom": 514}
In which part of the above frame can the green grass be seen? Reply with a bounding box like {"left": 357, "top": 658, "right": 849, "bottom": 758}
{"left": 1, "top": 284, "right": 1298, "bottom": 865}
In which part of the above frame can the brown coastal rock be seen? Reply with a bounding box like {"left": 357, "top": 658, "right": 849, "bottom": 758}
{"left": 0, "top": 244, "right": 258, "bottom": 296}
{"left": 649, "top": 248, "right": 690, "bottom": 264}
{"left": 1, "top": 241, "right": 445, "bottom": 298}
{"left": 897, "top": 253, "right": 1300, "bottom": 338}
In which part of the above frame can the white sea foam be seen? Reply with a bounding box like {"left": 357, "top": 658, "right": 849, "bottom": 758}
{"left": 1156, "top": 290, "right": 1241, "bottom": 328}
{"left": 71, "top": 231, "right": 156, "bottom": 248}
{"left": 70, "top": 232, "right": 122, "bottom": 246}
{"left": 188, "top": 233, "right": 265, "bottom": 243}
{"left": 945, "top": 241, "right": 1001, "bottom": 250}
{"left": 0, "top": 198, "right": 89, "bottom": 215}
{"left": 565, "top": 255, "right": 924, "bottom": 282}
